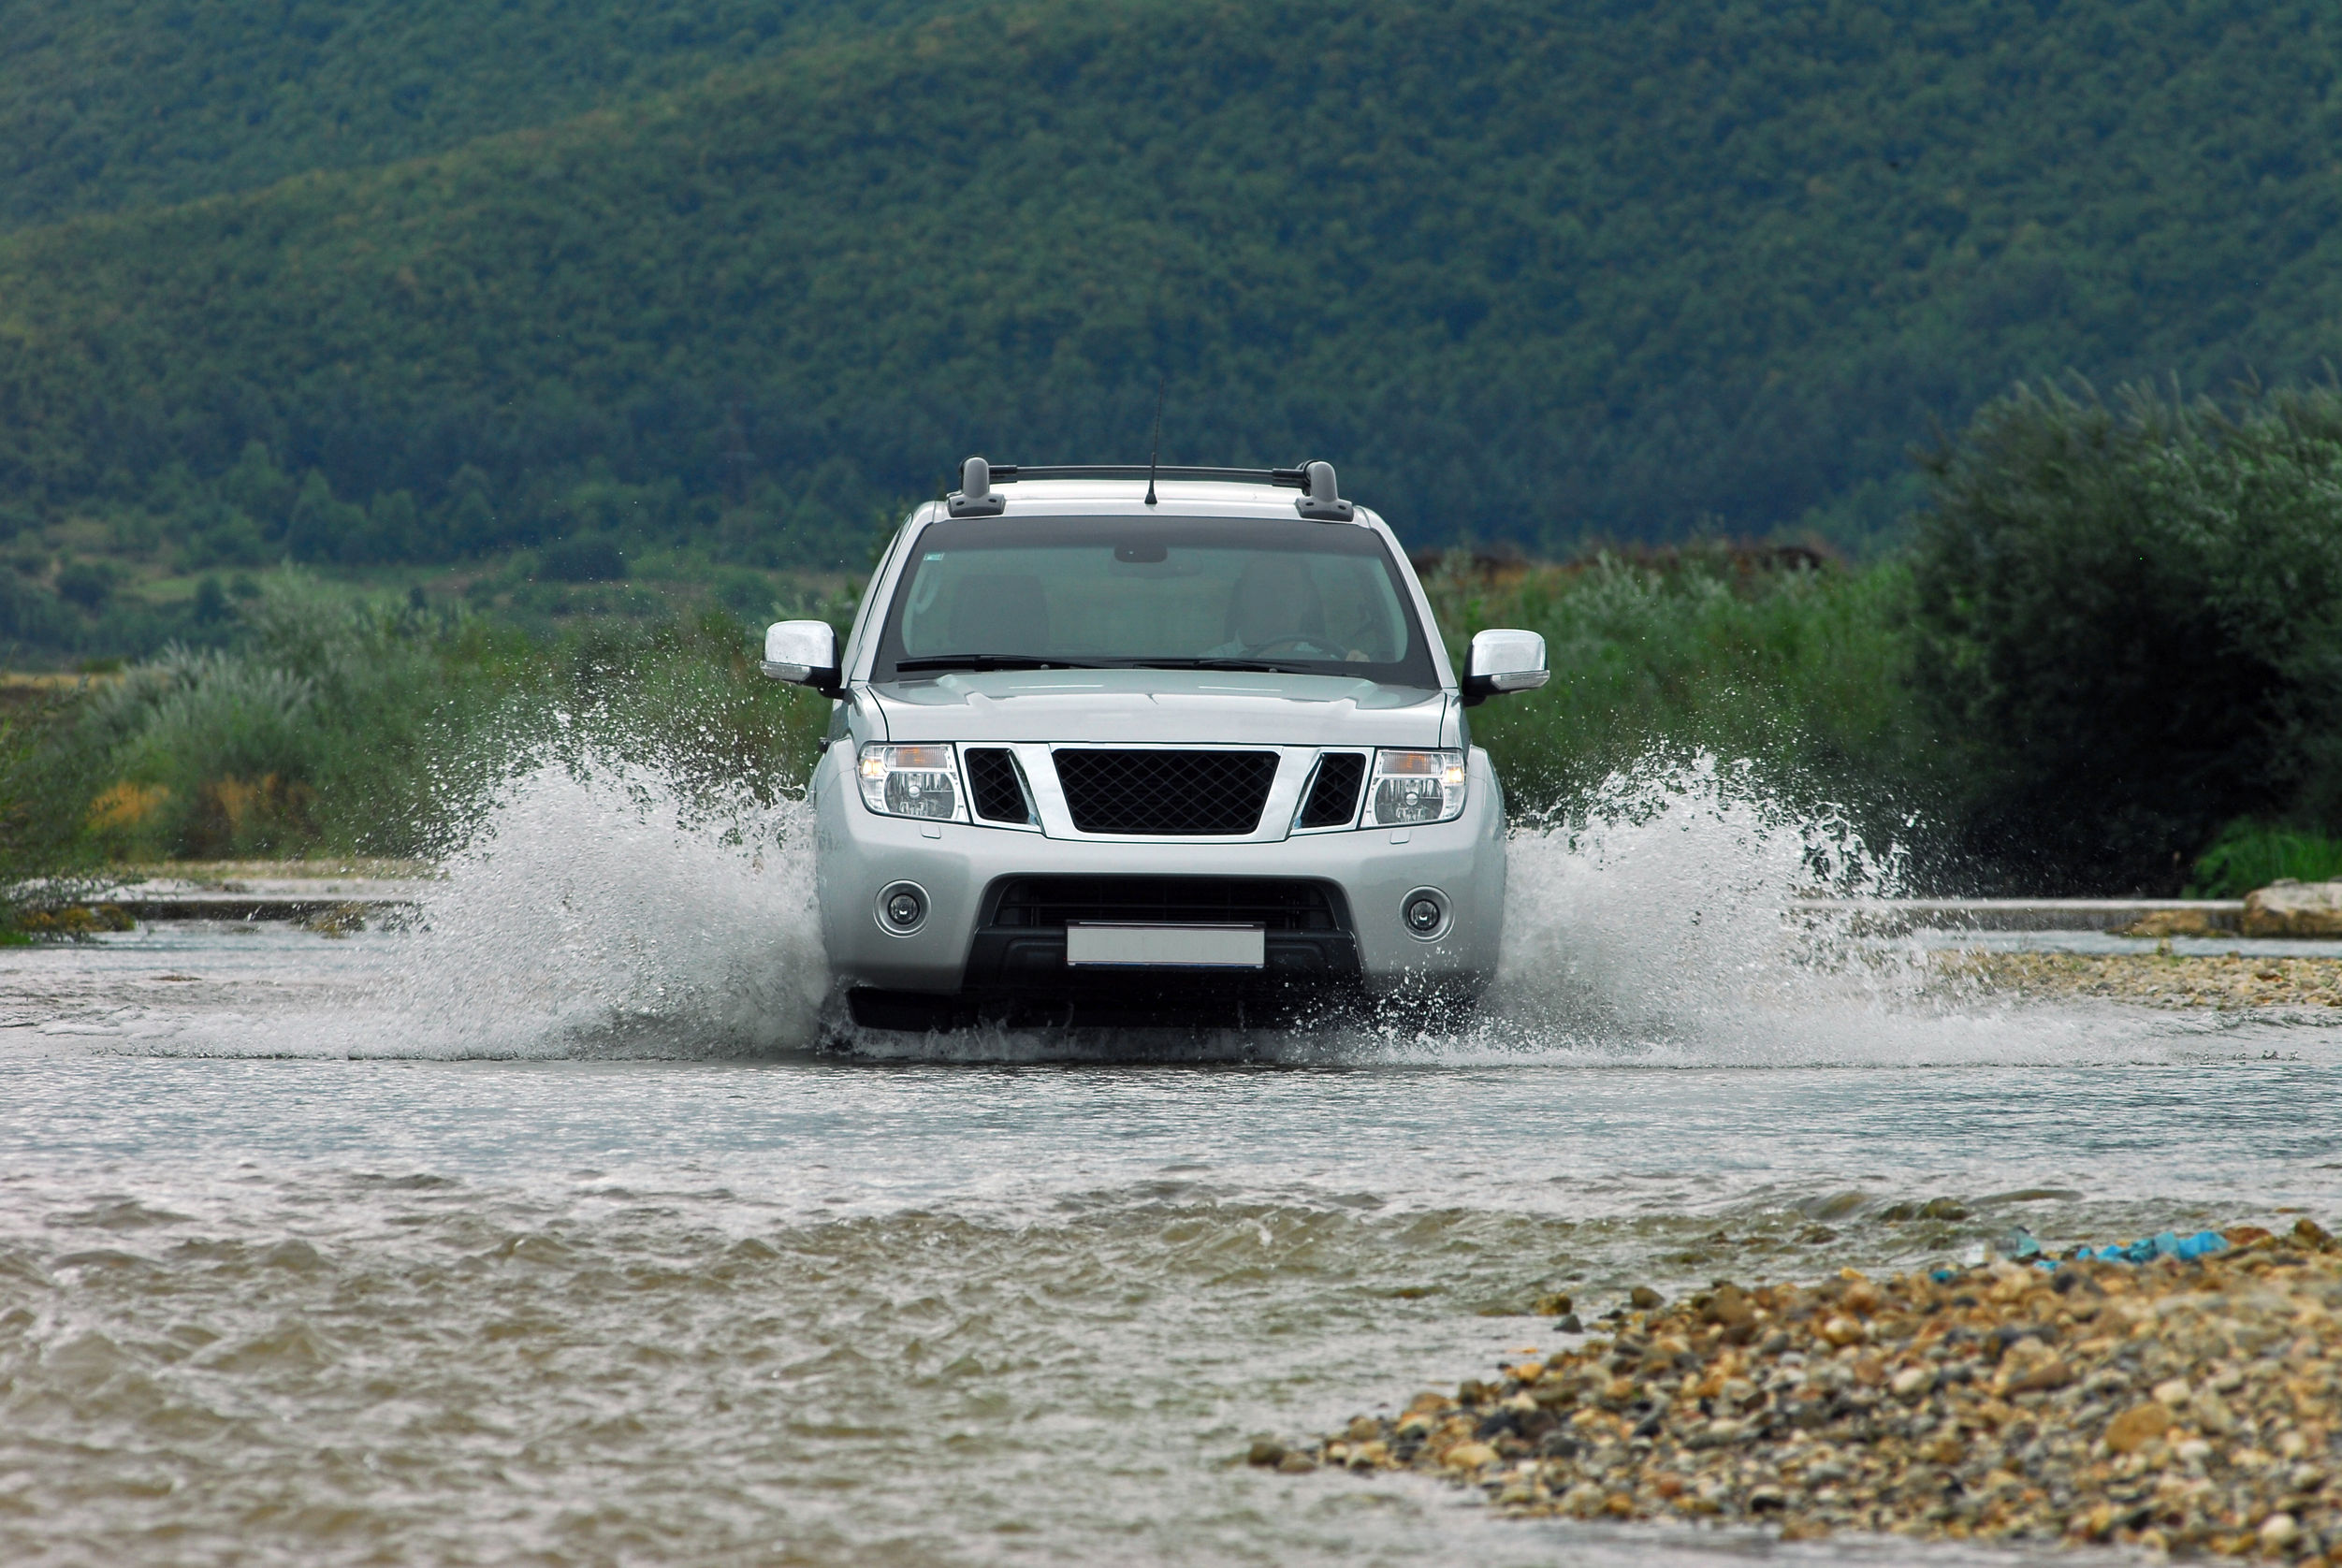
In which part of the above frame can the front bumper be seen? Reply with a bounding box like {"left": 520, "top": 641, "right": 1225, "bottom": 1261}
{"left": 811, "top": 743, "right": 1506, "bottom": 1023}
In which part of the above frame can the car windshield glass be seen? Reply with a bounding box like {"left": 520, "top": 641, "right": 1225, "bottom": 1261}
{"left": 870, "top": 515, "right": 1438, "bottom": 686}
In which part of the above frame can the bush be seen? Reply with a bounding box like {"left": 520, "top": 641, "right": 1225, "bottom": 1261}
{"left": 2185, "top": 820, "right": 2342, "bottom": 898}
{"left": 28, "top": 569, "right": 831, "bottom": 865}
{"left": 1422, "top": 545, "right": 1942, "bottom": 867}
{"left": 1912, "top": 381, "right": 2342, "bottom": 893}
{"left": 538, "top": 538, "right": 627, "bottom": 583}
{"left": 54, "top": 560, "right": 114, "bottom": 611}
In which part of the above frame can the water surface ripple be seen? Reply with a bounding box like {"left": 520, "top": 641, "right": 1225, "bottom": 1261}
{"left": 1, "top": 761, "right": 2335, "bottom": 1564}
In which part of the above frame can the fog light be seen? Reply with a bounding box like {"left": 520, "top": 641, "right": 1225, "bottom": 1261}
{"left": 875, "top": 880, "right": 929, "bottom": 936}
{"left": 1401, "top": 887, "right": 1450, "bottom": 941}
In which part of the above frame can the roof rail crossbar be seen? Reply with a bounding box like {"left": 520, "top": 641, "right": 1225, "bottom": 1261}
{"left": 982, "top": 464, "right": 1311, "bottom": 488}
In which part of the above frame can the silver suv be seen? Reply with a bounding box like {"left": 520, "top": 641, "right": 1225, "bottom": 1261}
{"left": 762, "top": 459, "right": 1549, "bottom": 1030}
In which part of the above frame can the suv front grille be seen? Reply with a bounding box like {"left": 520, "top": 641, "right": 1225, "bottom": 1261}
{"left": 964, "top": 748, "right": 1031, "bottom": 824}
{"left": 1051, "top": 748, "right": 1278, "bottom": 836}
{"left": 987, "top": 877, "right": 1346, "bottom": 933}
{"left": 1298, "top": 752, "right": 1366, "bottom": 828}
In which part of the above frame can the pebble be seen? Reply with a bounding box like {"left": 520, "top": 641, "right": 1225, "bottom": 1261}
{"left": 1945, "top": 951, "right": 2342, "bottom": 1009}
{"left": 1299, "top": 1225, "right": 2342, "bottom": 1559}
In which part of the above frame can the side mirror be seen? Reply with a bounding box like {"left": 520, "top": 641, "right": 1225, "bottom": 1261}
{"left": 762, "top": 620, "right": 840, "bottom": 694}
{"left": 1462, "top": 628, "right": 1549, "bottom": 706}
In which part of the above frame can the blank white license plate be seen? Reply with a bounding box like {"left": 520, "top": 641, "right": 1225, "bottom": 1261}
{"left": 1064, "top": 922, "right": 1266, "bottom": 968}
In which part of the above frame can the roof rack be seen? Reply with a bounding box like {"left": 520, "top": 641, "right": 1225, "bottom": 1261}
{"left": 983, "top": 464, "right": 1309, "bottom": 487}
{"left": 946, "top": 457, "right": 1353, "bottom": 520}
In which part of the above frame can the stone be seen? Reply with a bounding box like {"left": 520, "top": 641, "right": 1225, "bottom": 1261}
{"left": 2294, "top": 1217, "right": 2335, "bottom": 1251}
{"left": 1533, "top": 1292, "right": 1574, "bottom": 1316}
{"left": 2000, "top": 1356, "right": 2070, "bottom": 1393}
{"left": 1699, "top": 1285, "right": 1754, "bottom": 1328}
{"left": 1276, "top": 1451, "right": 1316, "bottom": 1474}
{"left": 2114, "top": 908, "right": 2228, "bottom": 938}
{"left": 2104, "top": 1402, "right": 2173, "bottom": 1455}
{"left": 1245, "top": 1439, "right": 1287, "bottom": 1467}
{"left": 2242, "top": 878, "right": 2342, "bottom": 937}
{"left": 1629, "top": 1285, "right": 1664, "bottom": 1310}
{"left": 1297, "top": 1239, "right": 2342, "bottom": 1556}
{"left": 1819, "top": 1315, "right": 1867, "bottom": 1347}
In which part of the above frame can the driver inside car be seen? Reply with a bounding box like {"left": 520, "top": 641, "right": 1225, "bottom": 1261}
{"left": 1210, "top": 553, "right": 1368, "bottom": 661}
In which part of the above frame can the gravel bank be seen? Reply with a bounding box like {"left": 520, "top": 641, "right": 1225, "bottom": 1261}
{"left": 1950, "top": 951, "right": 2342, "bottom": 1010}
{"left": 1277, "top": 1224, "right": 2342, "bottom": 1559}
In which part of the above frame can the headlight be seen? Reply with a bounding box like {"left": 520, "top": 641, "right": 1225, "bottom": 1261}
{"left": 856, "top": 744, "right": 964, "bottom": 820}
{"left": 1370, "top": 748, "right": 1468, "bottom": 825}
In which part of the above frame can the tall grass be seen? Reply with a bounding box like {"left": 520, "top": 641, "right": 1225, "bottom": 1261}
{"left": 2185, "top": 820, "right": 2342, "bottom": 898}
{"left": 1423, "top": 549, "right": 1945, "bottom": 864}
{"left": 8, "top": 571, "right": 831, "bottom": 878}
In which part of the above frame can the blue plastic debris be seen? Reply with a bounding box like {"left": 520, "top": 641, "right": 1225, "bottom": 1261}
{"left": 2072, "top": 1229, "right": 2227, "bottom": 1265}
{"left": 1927, "top": 1227, "right": 2229, "bottom": 1281}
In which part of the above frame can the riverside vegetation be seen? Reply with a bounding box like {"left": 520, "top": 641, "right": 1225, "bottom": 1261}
{"left": 1276, "top": 1225, "right": 2342, "bottom": 1561}
{"left": 15, "top": 377, "right": 2342, "bottom": 906}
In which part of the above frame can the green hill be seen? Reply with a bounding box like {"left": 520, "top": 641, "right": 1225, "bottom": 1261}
{"left": 1, "top": 0, "right": 2338, "bottom": 584}
{"left": 0, "top": 0, "right": 978, "bottom": 228}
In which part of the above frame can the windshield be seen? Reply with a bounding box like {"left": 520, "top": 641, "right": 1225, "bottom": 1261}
{"left": 869, "top": 515, "right": 1439, "bottom": 686}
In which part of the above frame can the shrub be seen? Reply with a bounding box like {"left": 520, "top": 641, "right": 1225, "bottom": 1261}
{"left": 2185, "top": 820, "right": 2342, "bottom": 898}
{"left": 1912, "top": 380, "right": 2342, "bottom": 893}
{"left": 1422, "top": 546, "right": 1942, "bottom": 867}
{"left": 54, "top": 560, "right": 114, "bottom": 611}
{"left": 538, "top": 538, "right": 627, "bottom": 583}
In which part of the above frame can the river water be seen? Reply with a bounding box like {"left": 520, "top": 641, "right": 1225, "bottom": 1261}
{"left": 3, "top": 762, "right": 2337, "bottom": 1566}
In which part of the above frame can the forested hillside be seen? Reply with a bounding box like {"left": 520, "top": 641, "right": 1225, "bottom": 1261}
{"left": 1, "top": 0, "right": 2337, "bottom": 576}
{"left": 0, "top": 0, "right": 978, "bottom": 227}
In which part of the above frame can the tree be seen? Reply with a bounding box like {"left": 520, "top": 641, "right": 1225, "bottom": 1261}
{"left": 1913, "top": 381, "right": 2342, "bottom": 893}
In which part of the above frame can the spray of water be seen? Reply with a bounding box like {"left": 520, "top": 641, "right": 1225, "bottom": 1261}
{"left": 1487, "top": 753, "right": 1910, "bottom": 1036}
{"left": 290, "top": 744, "right": 2178, "bottom": 1066}
{"left": 361, "top": 749, "right": 827, "bottom": 1057}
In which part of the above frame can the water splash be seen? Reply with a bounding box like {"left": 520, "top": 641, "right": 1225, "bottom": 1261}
{"left": 364, "top": 752, "right": 827, "bottom": 1056}
{"left": 1487, "top": 752, "right": 1910, "bottom": 1038}
{"left": 44, "top": 745, "right": 2192, "bottom": 1066}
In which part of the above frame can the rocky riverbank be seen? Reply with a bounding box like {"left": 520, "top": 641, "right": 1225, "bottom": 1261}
{"left": 1269, "top": 1223, "right": 2342, "bottom": 1559}
{"left": 1948, "top": 951, "right": 2342, "bottom": 1010}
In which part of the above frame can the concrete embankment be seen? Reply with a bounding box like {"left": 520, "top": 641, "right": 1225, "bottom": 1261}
{"left": 1277, "top": 1224, "right": 2342, "bottom": 1559}
{"left": 12, "top": 862, "right": 427, "bottom": 928}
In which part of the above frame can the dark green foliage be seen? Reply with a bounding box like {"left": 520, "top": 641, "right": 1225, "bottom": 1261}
{"left": 1912, "top": 381, "right": 2342, "bottom": 893}
{"left": 0, "top": 0, "right": 986, "bottom": 228}
{"left": 14, "top": 572, "right": 830, "bottom": 869}
{"left": 4, "top": 0, "right": 2340, "bottom": 564}
{"left": 1428, "top": 549, "right": 1942, "bottom": 869}
{"left": 538, "top": 539, "right": 628, "bottom": 583}
{"left": 2186, "top": 820, "right": 2342, "bottom": 899}
{"left": 53, "top": 560, "right": 114, "bottom": 611}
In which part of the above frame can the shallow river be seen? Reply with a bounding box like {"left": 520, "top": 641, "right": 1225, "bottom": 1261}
{"left": 4, "top": 766, "right": 2338, "bottom": 1566}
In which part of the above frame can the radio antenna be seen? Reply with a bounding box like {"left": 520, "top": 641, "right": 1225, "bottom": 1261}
{"left": 1143, "top": 372, "right": 1165, "bottom": 506}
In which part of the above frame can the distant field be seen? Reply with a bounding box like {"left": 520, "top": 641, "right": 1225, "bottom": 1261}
{"left": 0, "top": 538, "right": 862, "bottom": 670}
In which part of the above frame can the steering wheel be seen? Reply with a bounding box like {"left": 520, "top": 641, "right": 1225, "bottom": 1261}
{"left": 1244, "top": 633, "right": 1348, "bottom": 660}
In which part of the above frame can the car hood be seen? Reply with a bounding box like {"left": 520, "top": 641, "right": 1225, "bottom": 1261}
{"left": 864, "top": 670, "right": 1452, "bottom": 747}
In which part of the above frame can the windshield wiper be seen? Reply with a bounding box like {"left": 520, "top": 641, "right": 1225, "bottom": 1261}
{"left": 890, "top": 655, "right": 1111, "bottom": 674}
{"left": 1114, "top": 658, "right": 1304, "bottom": 674}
